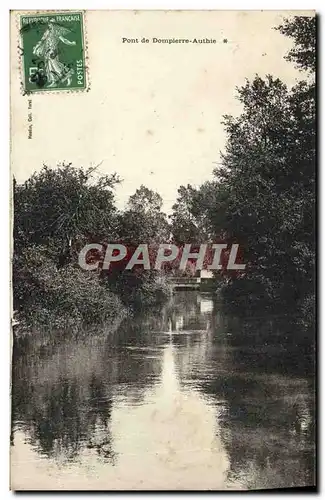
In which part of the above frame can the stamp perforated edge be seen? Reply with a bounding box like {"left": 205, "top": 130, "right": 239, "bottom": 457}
{"left": 14, "top": 10, "right": 91, "bottom": 96}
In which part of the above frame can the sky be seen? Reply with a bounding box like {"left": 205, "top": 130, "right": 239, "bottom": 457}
{"left": 11, "top": 10, "right": 312, "bottom": 213}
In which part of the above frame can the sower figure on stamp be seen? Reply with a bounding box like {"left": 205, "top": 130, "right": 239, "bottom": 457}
{"left": 33, "top": 19, "right": 76, "bottom": 87}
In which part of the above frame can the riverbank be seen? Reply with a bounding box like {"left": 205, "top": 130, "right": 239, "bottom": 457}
{"left": 13, "top": 255, "right": 172, "bottom": 338}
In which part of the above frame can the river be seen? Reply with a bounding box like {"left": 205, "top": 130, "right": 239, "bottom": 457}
{"left": 11, "top": 292, "right": 315, "bottom": 490}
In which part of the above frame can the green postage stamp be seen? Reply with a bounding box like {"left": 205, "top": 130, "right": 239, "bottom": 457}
{"left": 20, "top": 12, "right": 86, "bottom": 92}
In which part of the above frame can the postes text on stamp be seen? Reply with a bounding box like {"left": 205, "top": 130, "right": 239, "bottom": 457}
{"left": 20, "top": 12, "right": 86, "bottom": 92}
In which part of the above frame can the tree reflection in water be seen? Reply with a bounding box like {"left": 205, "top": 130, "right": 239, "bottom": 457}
{"left": 11, "top": 292, "right": 315, "bottom": 490}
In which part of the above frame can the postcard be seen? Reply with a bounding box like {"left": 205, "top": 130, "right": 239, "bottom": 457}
{"left": 10, "top": 10, "right": 316, "bottom": 491}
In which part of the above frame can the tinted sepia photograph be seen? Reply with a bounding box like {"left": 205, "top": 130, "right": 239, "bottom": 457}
{"left": 10, "top": 10, "right": 316, "bottom": 491}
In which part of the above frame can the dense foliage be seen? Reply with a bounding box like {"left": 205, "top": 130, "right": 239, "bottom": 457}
{"left": 170, "top": 16, "right": 316, "bottom": 312}
{"left": 13, "top": 16, "right": 316, "bottom": 333}
{"left": 13, "top": 166, "right": 170, "bottom": 333}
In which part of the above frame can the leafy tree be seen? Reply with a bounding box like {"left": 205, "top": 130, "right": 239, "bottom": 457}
{"left": 170, "top": 15, "right": 315, "bottom": 309}
{"left": 104, "top": 186, "right": 171, "bottom": 307}
{"left": 170, "top": 185, "right": 200, "bottom": 245}
{"left": 118, "top": 185, "right": 170, "bottom": 244}
{"left": 218, "top": 17, "right": 315, "bottom": 306}
{"left": 128, "top": 185, "right": 163, "bottom": 213}
{"left": 170, "top": 182, "right": 219, "bottom": 245}
{"left": 14, "top": 163, "right": 120, "bottom": 265}
{"left": 13, "top": 164, "right": 126, "bottom": 329}
{"left": 276, "top": 16, "right": 316, "bottom": 73}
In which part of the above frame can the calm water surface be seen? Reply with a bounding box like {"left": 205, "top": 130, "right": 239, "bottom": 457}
{"left": 11, "top": 292, "right": 315, "bottom": 490}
